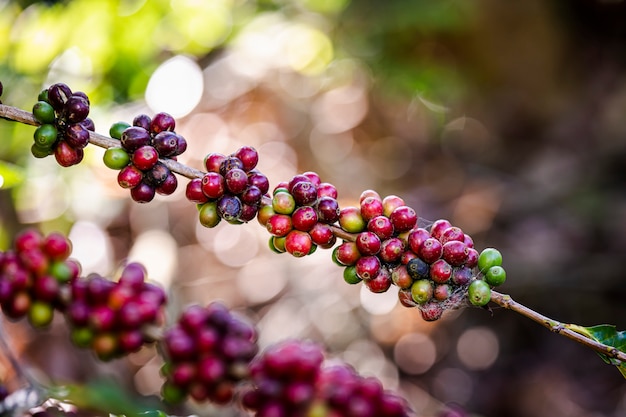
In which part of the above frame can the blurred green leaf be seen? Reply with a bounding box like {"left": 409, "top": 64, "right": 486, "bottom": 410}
{"left": 50, "top": 380, "right": 163, "bottom": 417}
{"left": 0, "top": 160, "right": 25, "bottom": 189}
{"left": 567, "top": 324, "right": 626, "bottom": 378}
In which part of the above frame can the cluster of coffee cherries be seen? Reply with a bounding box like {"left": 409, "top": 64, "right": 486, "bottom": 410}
{"left": 330, "top": 191, "right": 506, "bottom": 321}
{"left": 104, "top": 113, "right": 187, "bottom": 203}
{"left": 241, "top": 339, "right": 411, "bottom": 417}
{"left": 65, "top": 263, "right": 167, "bottom": 360}
{"left": 185, "top": 146, "right": 269, "bottom": 227}
{"left": 160, "top": 302, "right": 259, "bottom": 405}
{"left": 258, "top": 172, "right": 339, "bottom": 257}
{"left": 0, "top": 229, "right": 80, "bottom": 327}
{"left": 30, "top": 83, "right": 95, "bottom": 167}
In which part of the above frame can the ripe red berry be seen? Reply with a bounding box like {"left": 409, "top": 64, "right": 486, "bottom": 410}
{"left": 132, "top": 145, "right": 159, "bottom": 171}
{"left": 315, "top": 197, "right": 340, "bottom": 224}
{"left": 291, "top": 206, "right": 318, "bottom": 231}
{"left": 118, "top": 164, "right": 144, "bottom": 189}
{"left": 367, "top": 215, "right": 394, "bottom": 240}
{"left": 201, "top": 172, "right": 226, "bottom": 199}
{"left": 389, "top": 206, "right": 417, "bottom": 233}
{"left": 130, "top": 182, "right": 156, "bottom": 203}
{"left": 419, "top": 237, "right": 443, "bottom": 263}
{"left": 364, "top": 268, "right": 392, "bottom": 293}
{"left": 153, "top": 131, "right": 179, "bottom": 157}
{"left": 440, "top": 226, "right": 465, "bottom": 244}
{"left": 150, "top": 112, "right": 176, "bottom": 134}
{"left": 333, "top": 241, "right": 361, "bottom": 266}
{"left": 356, "top": 231, "right": 381, "bottom": 256}
{"left": 247, "top": 170, "right": 270, "bottom": 195}
{"left": 379, "top": 237, "right": 404, "bottom": 263}
{"left": 391, "top": 265, "right": 413, "bottom": 289}
{"left": 204, "top": 152, "right": 226, "bottom": 173}
{"left": 430, "top": 219, "right": 452, "bottom": 241}
{"left": 360, "top": 196, "right": 384, "bottom": 221}
{"left": 54, "top": 141, "right": 84, "bottom": 167}
{"left": 355, "top": 255, "right": 381, "bottom": 280}
{"left": 442, "top": 240, "right": 469, "bottom": 266}
{"left": 308, "top": 223, "right": 335, "bottom": 247}
{"left": 316, "top": 182, "right": 337, "bottom": 199}
{"left": 186, "top": 178, "right": 209, "bottom": 204}
{"left": 284, "top": 230, "right": 313, "bottom": 257}
{"left": 382, "top": 195, "right": 405, "bottom": 217}
{"left": 225, "top": 168, "right": 248, "bottom": 194}
{"left": 407, "top": 228, "right": 431, "bottom": 254}
{"left": 266, "top": 214, "right": 293, "bottom": 237}
{"left": 291, "top": 181, "right": 317, "bottom": 206}
{"left": 234, "top": 146, "right": 259, "bottom": 172}
{"left": 429, "top": 259, "right": 452, "bottom": 284}
{"left": 241, "top": 185, "right": 263, "bottom": 205}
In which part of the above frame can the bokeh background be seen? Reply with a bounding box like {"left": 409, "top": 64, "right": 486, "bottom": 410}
{"left": 1, "top": 0, "right": 626, "bottom": 416}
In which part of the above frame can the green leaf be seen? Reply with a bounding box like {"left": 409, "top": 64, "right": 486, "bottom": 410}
{"left": 49, "top": 380, "right": 164, "bottom": 417}
{"left": 0, "top": 160, "right": 24, "bottom": 189}
{"left": 567, "top": 324, "right": 626, "bottom": 378}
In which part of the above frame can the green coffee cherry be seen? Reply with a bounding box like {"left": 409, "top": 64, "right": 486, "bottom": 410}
{"left": 31, "top": 143, "right": 53, "bottom": 158}
{"left": 109, "top": 121, "right": 131, "bottom": 140}
{"left": 411, "top": 279, "right": 433, "bottom": 305}
{"left": 468, "top": 279, "right": 491, "bottom": 306}
{"left": 38, "top": 88, "right": 49, "bottom": 102}
{"left": 161, "top": 381, "right": 186, "bottom": 404}
{"left": 343, "top": 265, "right": 361, "bottom": 284}
{"left": 32, "top": 101, "right": 56, "bottom": 124}
{"left": 103, "top": 147, "right": 131, "bottom": 170}
{"left": 485, "top": 265, "right": 506, "bottom": 287}
{"left": 198, "top": 201, "right": 221, "bottom": 228}
{"left": 70, "top": 326, "right": 94, "bottom": 348}
{"left": 269, "top": 236, "right": 286, "bottom": 253}
{"left": 477, "top": 247, "right": 502, "bottom": 272}
{"left": 33, "top": 124, "right": 58, "bottom": 148}
{"left": 28, "top": 301, "right": 54, "bottom": 328}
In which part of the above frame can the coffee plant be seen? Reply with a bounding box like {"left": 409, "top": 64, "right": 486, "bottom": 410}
{"left": 0, "top": 78, "right": 624, "bottom": 417}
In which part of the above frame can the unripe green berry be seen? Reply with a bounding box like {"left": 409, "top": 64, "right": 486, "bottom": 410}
{"left": 468, "top": 279, "right": 491, "bottom": 306}
{"left": 272, "top": 191, "right": 296, "bottom": 215}
{"left": 411, "top": 279, "right": 433, "bottom": 305}
{"left": 485, "top": 265, "right": 506, "bottom": 287}
{"left": 269, "top": 236, "right": 286, "bottom": 253}
{"left": 109, "top": 121, "right": 131, "bottom": 140}
{"left": 162, "top": 381, "right": 186, "bottom": 404}
{"left": 38, "top": 88, "right": 49, "bottom": 102}
{"left": 477, "top": 247, "right": 502, "bottom": 272}
{"left": 198, "top": 201, "right": 221, "bottom": 228}
{"left": 28, "top": 301, "right": 54, "bottom": 328}
{"left": 338, "top": 206, "right": 366, "bottom": 233}
{"left": 103, "top": 147, "right": 131, "bottom": 170}
{"left": 71, "top": 327, "right": 94, "bottom": 348}
{"left": 31, "top": 143, "right": 52, "bottom": 158}
{"left": 49, "top": 260, "right": 73, "bottom": 283}
{"left": 343, "top": 265, "right": 361, "bottom": 284}
{"left": 32, "top": 101, "right": 56, "bottom": 124}
{"left": 33, "top": 124, "right": 58, "bottom": 148}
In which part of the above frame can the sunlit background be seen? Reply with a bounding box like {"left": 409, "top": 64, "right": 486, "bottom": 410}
{"left": 1, "top": 0, "right": 626, "bottom": 416}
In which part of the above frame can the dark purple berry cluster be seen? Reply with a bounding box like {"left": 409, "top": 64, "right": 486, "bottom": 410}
{"left": 31, "top": 83, "right": 95, "bottom": 167}
{"left": 65, "top": 263, "right": 166, "bottom": 360}
{"left": 160, "top": 302, "right": 258, "bottom": 405}
{"left": 0, "top": 229, "right": 80, "bottom": 327}
{"left": 105, "top": 113, "right": 187, "bottom": 203}
{"left": 186, "top": 147, "right": 268, "bottom": 227}
{"left": 259, "top": 172, "right": 339, "bottom": 257}
{"left": 240, "top": 339, "right": 412, "bottom": 417}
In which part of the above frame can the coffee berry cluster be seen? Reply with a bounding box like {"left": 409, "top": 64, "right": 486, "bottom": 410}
{"left": 30, "top": 83, "right": 95, "bottom": 166}
{"left": 0, "top": 229, "right": 79, "bottom": 327}
{"left": 65, "top": 263, "right": 167, "bottom": 360}
{"left": 185, "top": 147, "right": 268, "bottom": 227}
{"left": 241, "top": 339, "right": 411, "bottom": 417}
{"left": 259, "top": 172, "right": 339, "bottom": 257}
{"left": 160, "top": 302, "right": 258, "bottom": 405}
{"left": 104, "top": 114, "right": 187, "bottom": 203}
{"left": 330, "top": 191, "right": 506, "bottom": 321}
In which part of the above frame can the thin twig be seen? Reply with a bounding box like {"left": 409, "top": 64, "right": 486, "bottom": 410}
{"left": 490, "top": 290, "right": 626, "bottom": 363}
